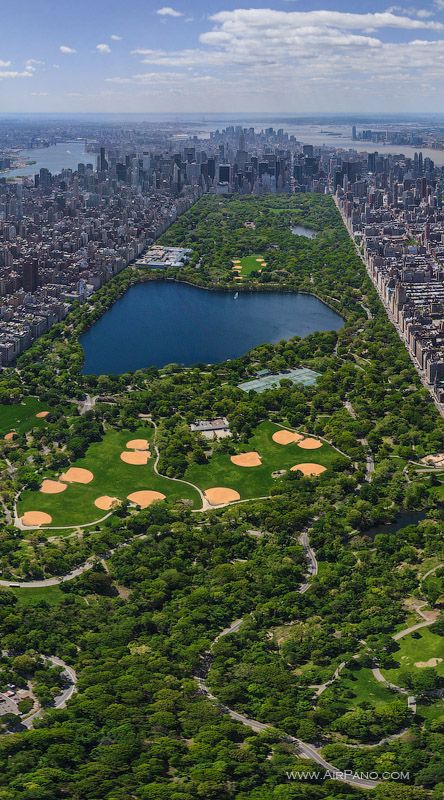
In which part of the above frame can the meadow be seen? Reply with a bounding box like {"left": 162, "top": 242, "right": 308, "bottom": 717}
{"left": 18, "top": 427, "right": 201, "bottom": 528}
{"left": 186, "top": 420, "right": 347, "bottom": 501}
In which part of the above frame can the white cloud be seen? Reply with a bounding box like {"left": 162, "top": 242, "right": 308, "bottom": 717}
{"left": 107, "top": 71, "right": 186, "bottom": 84}
{"left": 96, "top": 43, "right": 111, "bottom": 54}
{"left": 59, "top": 45, "right": 76, "bottom": 54}
{"left": 110, "top": 34, "right": 122, "bottom": 41}
{"left": 386, "top": 5, "right": 434, "bottom": 18}
{"left": 0, "top": 60, "right": 11, "bottom": 67}
{"left": 156, "top": 7, "right": 183, "bottom": 17}
{"left": 117, "top": 7, "right": 444, "bottom": 112}
{"left": 206, "top": 8, "right": 443, "bottom": 32}
{"left": 25, "top": 59, "right": 44, "bottom": 67}
{"left": 31, "top": 91, "right": 49, "bottom": 96}
{"left": 0, "top": 70, "right": 33, "bottom": 80}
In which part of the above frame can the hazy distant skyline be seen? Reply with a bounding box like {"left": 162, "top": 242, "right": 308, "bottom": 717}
{"left": 3, "top": 0, "right": 444, "bottom": 114}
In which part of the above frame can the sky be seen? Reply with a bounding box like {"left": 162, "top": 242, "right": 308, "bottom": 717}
{"left": 2, "top": 0, "right": 444, "bottom": 114}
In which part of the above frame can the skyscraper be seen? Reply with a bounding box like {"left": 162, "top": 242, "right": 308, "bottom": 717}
{"left": 23, "top": 259, "right": 38, "bottom": 293}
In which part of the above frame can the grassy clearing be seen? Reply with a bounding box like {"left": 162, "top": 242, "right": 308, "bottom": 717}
{"left": 417, "top": 699, "right": 444, "bottom": 723}
{"left": 382, "top": 627, "right": 444, "bottom": 683}
{"left": 333, "top": 666, "right": 405, "bottom": 709}
{"left": 0, "top": 398, "right": 49, "bottom": 437}
{"left": 186, "top": 420, "right": 347, "bottom": 500}
{"left": 235, "top": 254, "right": 266, "bottom": 277}
{"left": 6, "top": 585, "right": 67, "bottom": 607}
{"left": 18, "top": 427, "right": 201, "bottom": 528}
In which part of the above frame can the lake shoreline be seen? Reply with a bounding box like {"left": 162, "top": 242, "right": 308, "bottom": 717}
{"left": 80, "top": 279, "right": 344, "bottom": 375}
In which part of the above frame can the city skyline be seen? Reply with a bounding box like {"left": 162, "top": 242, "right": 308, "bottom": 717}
{"left": 3, "top": 1, "right": 444, "bottom": 113}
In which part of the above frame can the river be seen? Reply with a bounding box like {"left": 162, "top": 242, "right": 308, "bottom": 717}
{"left": 3, "top": 140, "right": 93, "bottom": 178}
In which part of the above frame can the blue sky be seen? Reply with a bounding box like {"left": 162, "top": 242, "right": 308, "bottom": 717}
{"left": 2, "top": 0, "right": 444, "bottom": 113}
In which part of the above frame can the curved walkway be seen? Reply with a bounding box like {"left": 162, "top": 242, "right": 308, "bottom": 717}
{"left": 340, "top": 728, "right": 411, "bottom": 749}
{"left": 273, "top": 422, "right": 352, "bottom": 461}
{"left": 0, "top": 534, "right": 147, "bottom": 588}
{"left": 420, "top": 563, "right": 443, "bottom": 583}
{"left": 370, "top": 611, "right": 438, "bottom": 698}
{"left": 372, "top": 667, "right": 407, "bottom": 695}
{"left": 5, "top": 655, "right": 77, "bottom": 733}
{"left": 193, "top": 528, "right": 379, "bottom": 790}
{"left": 151, "top": 432, "right": 208, "bottom": 511}
{"left": 393, "top": 618, "right": 435, "bottom": 641}
{"left": 15, "top": 509, "right": 114, "bottom": 532}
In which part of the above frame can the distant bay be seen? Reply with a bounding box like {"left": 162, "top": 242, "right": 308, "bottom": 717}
{"left": 4, "top": 141, "right": 93, "bottom": 178}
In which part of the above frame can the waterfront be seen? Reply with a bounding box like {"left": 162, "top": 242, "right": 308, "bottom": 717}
{"left": 291, "top": 225, "right": 317, "bottom": 238}
{"left": 364, "top": 511, "right": 427, "bottom": 538}
{"left": 4, "top": 140, "right": 92, "bottom": 178}
{"left": 80, "top": 280, "right": 343, "bottom": 374}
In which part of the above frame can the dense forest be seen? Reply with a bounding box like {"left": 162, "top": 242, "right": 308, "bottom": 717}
{"left": 0, "top": 194, "right": 442, "bottom": 799}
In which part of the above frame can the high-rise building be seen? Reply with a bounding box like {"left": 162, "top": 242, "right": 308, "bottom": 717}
{"left": 218, "top": 164, "right": 231, "bottom": 183}
{"left": 99, "top": 147, "right": 108, "bottom": 172}
{"left": 23, "top": 259, "right": 39, "bottom": 293}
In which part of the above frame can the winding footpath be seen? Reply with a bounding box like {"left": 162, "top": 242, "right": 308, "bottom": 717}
{"left": 3, "top": 655, "right": 77, "bottom": 734}
{"left": 194, "top": 528, "right": 380, "bottom": 791}
{"left": 0, "top": 534, "right": 148, "bottom": 589}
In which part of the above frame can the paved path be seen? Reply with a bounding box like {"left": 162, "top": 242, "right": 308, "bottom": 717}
{"left": 194, "top": 528, "right": 379, "bottom": 790}
{"left": 370, "top": 610, "right": 437, "bottom": 697}
{"left": 273, "top": 422, "right": 352, "bottom": 461}
{"left": 298, "top": 529, "right": 318, "bottom": 594}
{"left": 372, "top": 667, "right": 406, "bottom": 695}
{"left": 393, "top": 619, "right": 434, "bottom": 641}
{"left": 313, "top": 662, "right": 347, "bottom": 698}
{"left": 421, "top": 563, "right": 443, "bottom": 583}
{"left": 151, "top": 421, "right": 209, "bottom": 511}
{"left": 360, "top": 303, "right": 374, "bottom": 321}
{"left": 358, "top": 437, "right": 374, "bottom": 482}
{"left": 340, "top": 727, "right": 411, "bottom": 749}
{"left": 0, "top": 534, "right": 148, "bottom": 588}
{"left": 344, "top": 400, "right": 357, "bottom": 419}
{"left": 5, "top": 655, "right": 77, "bottom": 733}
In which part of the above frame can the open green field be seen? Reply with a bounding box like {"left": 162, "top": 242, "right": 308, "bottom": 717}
{"left": 0, "top": 398, "right": 50, "bottom": 437}
{"left": 417, "top": 699, "right": 444, "bottom": 723}
{"left": 382, "top": 627, "right": 444, "bottom": 685}
{"left": 234, "top": 254, "right": 266, "bottom": 277}
{"left": 185, "top": 420, "right": 346, "bottom": 501}
{"left": 18, "top": 427, "right": 201, "bottom": 528}
{"left": 8, "top": 585, "right": 67, "bottom": 607}
{"left": 331, "top": 666, "right": 405, "bottom": 709}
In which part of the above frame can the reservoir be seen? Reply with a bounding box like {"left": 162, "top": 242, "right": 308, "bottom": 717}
{"left": 81, "top": 281, "right": 343, "bottom": 375}
{"left": 291, "top": 225, "right": 317, "bottom": 239}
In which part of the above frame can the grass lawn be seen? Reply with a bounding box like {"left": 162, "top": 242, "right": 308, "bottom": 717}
{"left": 0, "top": 398, "right": 50, "bottom": 437}
{"left": 417, "top": 699, "right": 444, "bottom": 723}
{"left": 234, "top": 254, "right": 266, "bottom": 277}
{"left": 382, "top": 627, "right": 444, "bottom": 685}
{"left": 185, "top": 420, "right": 347, "bottom": 501}
{"left": 9, "top": 585, "right": 67, "bottom": 607}
{"left": 18, "top": 426, "right": 201, "bottom": 528}
{"left": 332, "top": 666, "right": 405, "bottom": 710}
